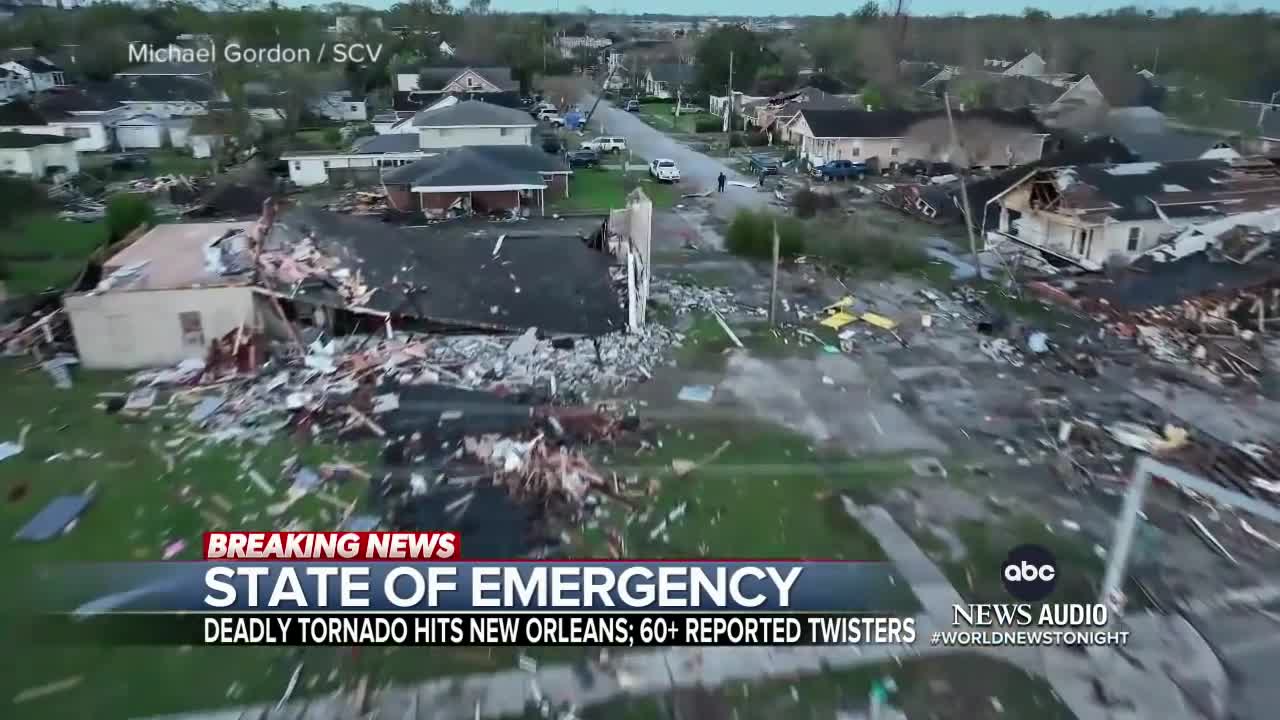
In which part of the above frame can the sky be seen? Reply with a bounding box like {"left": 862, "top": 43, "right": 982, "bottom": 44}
{"left": 434, "top": 1, "right": 1261, "bottom": 16}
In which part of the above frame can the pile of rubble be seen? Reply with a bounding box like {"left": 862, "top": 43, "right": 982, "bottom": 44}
{"left": 110, "top": 174, "right": 202, "bottom": 194}
{"left": 1099, "top": 299, "right": 1269, "bottom": 387}
{"left": 325, "top": 190, "right": 387, "bottom": 215}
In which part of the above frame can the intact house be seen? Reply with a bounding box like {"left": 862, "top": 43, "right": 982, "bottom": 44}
{"left": 411, "top": 100, "right": 534, "bottom": 149}
{"left": 789, "top": 108, "right": 1049, "bottom": 169}
{"left": 393, "top": 66, "right": 519, "bottom": 101}
{"left": 281, "top": 101, "right": 536, "bottom": 188}
{"left": 103, "top": 75, "right": 221, "bottom": 118}
{"left": 381, "top": 145, "right": 571, "bottom": 219}
{"left": 1, "top": 56, "right": 67, "bottom": 92}
{"left": 0, "top": 99, "right": 113, "bottom": 152}
{"left": 64, "top": 221, "right": 268, "bottom": 369}
{"left": 387, "top": 89, "right": 523, "bottom": 124}
{"left": 984, "top": 157, "right": 1280, "bottom": 268}
{"left": 643, "top": 64, "right": 695, "bottom": 100}
{"left": 0, "top": 131, "right": 78, "bottom": 179}
{"left": 281, "top": 133, "right": 430, "bottom": 187}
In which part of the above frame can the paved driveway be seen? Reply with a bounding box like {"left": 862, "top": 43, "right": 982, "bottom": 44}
{"left": 585, "top": 97, "right": 776, "bottom": 218}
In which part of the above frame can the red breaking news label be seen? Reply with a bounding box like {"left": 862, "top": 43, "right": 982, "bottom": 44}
{"left": 202, "top": 531, "right": 460, "bottom": 561}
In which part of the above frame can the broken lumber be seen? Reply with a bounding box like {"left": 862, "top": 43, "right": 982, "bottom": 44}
{"left": 712, "top": 311, "right": 744, "bottom": 348}
{"left": 14, "top": 675, "right": 83, "bottom": 704}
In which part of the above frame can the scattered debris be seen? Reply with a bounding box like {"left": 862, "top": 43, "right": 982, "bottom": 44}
{"left": 15, "top": 489, "right": 96, "bottom": 542}
{"left": 677, "top": 385, "right": 715, "bottom": 403}
{"left": 13, "top": 675, "right": 83, "bottom": 704}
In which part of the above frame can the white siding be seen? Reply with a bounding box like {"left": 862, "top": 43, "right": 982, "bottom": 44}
{"left": 116, "top": 124, "right": 166, "bottom": 149}
{"left": 0, "top": 123, "right": 110, "bottom": 152}
{"left": 0, "top": 142, "right": 78, "bottom": 178}
{"left": 283, "top": 153, "right": 426, "bottom": 187}
{"left": 417, "top": 126, "right": 531, "bottom": 149}
{"left": 0, "top": 146, "right": 36, "bottom": 175}
{"left": 65, "top": 286, "right": 257, "bottom": 369}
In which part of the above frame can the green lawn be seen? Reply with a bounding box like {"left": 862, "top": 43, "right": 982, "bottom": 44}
{"left": 80, "top": 151, "right": 212, "bottom": 182}
{"left": 553, "top": 168, "right": 678, "bottom": 213}
{"left": 570, "top": 653, "right": 1073, "bottom": 720}
{"left": 638, "top": 107, "right": 701, "bottom": 134}
{"left": 0, "top": 215, "right": 108, "bottom": 295}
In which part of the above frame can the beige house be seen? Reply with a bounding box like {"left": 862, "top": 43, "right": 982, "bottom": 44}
{"left": 65, "top": 222, "right": 268, "bottom": 369}
{"left": 790, "top": 108, "right": 1048, "bottom": 169}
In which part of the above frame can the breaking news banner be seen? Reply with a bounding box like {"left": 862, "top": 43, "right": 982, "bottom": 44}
{"left": 20, "top": 532, "right": 920, "bottom": 648}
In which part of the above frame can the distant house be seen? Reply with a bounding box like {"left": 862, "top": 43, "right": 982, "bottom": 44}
{"left": 0, "top": 131, "right": 79, "bottom": 179}
{"left": 113, "top": 113, "right": 179, "bottom": 150}
{"left": 307, "top": 91, "right": 368, "bottom": 122}
{"left": 114, "top": 62, "right": 213, "bottom": 80}
{"left": 750, "top": 87, "right": 859, "bottom": 140}
{"left": 105, "top": 75, "right": 221, "bottom": 117}
{"left": 393, "top": 66, "right": 519, "bottom": 96}
{"left": 557, "top": 35, "right": 613, "bottom": 59}
{"left": 410, "top": 100, "right": 535, "bottom": 150}
{"left": 1002, "top": 52, "right": 1047, "bottom": 78}
{"left": 643, "top": 64, "right": 695, "bottom": 99}
{"left": 789, "top": 108, "right": 1049, "bottom": 168}
{"left": 390, "top": 89, "right": 522, "bottom": 121}
{"left": 281, "top": 135, "right": 429, "bottom": 187}
{"left": 987, "top": 157, "right": 1280, "bottom": 267}
{"left": 0, "top": 56, "right": 66, "bottom": 92}
{"left": 381, "top": 145, "right": 570, "bottom": 218}
{"left": 0, "top": 99, "right": 113, "bottom": 152}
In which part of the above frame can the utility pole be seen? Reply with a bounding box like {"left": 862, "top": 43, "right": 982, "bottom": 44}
{"left": 944, "top": 93, "right": 982, "bottom": 281}
{"left": 769, "top": 219, "right": 780, "bottom": 326}
{"left": 726, "top": 50, "right": 734, "bottom": 133}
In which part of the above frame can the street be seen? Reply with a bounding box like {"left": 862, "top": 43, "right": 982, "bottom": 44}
{"left": 584, "top": 96, "right": 777, "bottom": 218}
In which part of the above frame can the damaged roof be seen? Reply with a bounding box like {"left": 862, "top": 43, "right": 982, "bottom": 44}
{"left": 0, "top": 99, "right": 55, "bottom": 125}
{"left": 1036, "top": 157, "right": 1280, "bottom": 222}
{"left": 0, "top": 131, "right": 75, "bottom": 148}
{"left": 259, "top": 207, "right": 624, "bottom": 335}
{"left": 411, "top": 66, "right": 519, "bottom": 92}
{"left": 92, "top": 221, "right": 257, "bottom": 292}
{"left": 797, "top": 107, "right": 1048, "bottom": 138}
{"left": 383, "top": 146, "right": 567, "bottom": 190}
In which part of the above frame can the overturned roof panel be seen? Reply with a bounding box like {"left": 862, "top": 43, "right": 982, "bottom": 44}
{"left": 259, "top": 207, "right": 624, "bottom": 335}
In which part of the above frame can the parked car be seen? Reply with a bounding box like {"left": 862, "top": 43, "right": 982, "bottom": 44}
{"left": 624, "top": 99, "right": 640, "bottom": 112}
{"left": 649, "top": 158, "right": 680, "bottom": 183}
{"left": 748, "top": 154, "right": 781, "bottom": 176}
{"left": 531, "top": 103, "right": 556, "bottom": 118}
{"left": 812, "top": 159, "right": 866, "bottom": 181}
{"left": 535, "top": 107, "right": 560, "bottom": 120}
{"left": 541, "top": 113, "right": 565, "bottom": 128}
{"left": 580, "top": 136, "right": 627, "bottom": 153}
{"left": 566, "top": 149, "right": 600, "bottom": 168}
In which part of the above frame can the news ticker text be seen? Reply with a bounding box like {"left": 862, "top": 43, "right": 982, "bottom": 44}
{"left": 43, "top": 613, "right": 918, "bottom": 647}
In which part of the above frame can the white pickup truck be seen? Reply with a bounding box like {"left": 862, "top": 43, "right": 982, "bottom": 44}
{"left": 580, "top": 136, "right": 628, "bottom": 153}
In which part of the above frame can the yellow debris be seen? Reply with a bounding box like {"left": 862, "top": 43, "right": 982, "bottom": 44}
{"left": 861, "top": 312, "right": 898, "bottom": 330}
{"left": 820, "top": 311, "right": 858, "bottom": 330}
{"left": 822, "top": 296, "right": 855, "bottom": 313}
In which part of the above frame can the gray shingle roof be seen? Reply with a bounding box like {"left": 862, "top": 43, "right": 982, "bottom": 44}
{"left": 412, "top": 66, "right": 518, "bottom": 92}
{"left": 410, "top": 100, "right": 534, "bottom": 128}
{"left": 383, "top": 146, "right": 563, "bottom": 189}
{"left": 354, "top": 133, "right": 420, "bottom": 154}
{"left": 648, "top": 64, "right": 696, "bottom": 85}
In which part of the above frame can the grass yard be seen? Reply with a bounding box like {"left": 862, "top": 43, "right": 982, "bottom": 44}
{"left": 638, "top": 107, "right": 700, "bottom": 135}
{"left": 567, "top": 653, "right": 1073, "bottom": 720}
{"left": 552, "top": 168, "right": 678, "bottom": 213}
{"left": 81, "top": 151, "right": 212, "bottom": 183}
{"left": 293, "top": 128, "right": 344, "bottom": 150}
{"left": 0, "top": 215, "right": 108, "bottom": 295}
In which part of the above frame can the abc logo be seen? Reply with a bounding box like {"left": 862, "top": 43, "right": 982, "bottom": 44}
{"left": 1001, "top": 544, "right": 1057, "bottom": 602}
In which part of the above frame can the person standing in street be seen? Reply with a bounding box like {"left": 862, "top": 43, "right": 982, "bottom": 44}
{"left": 717, "top": 172, "right": 726, "bottom": 193}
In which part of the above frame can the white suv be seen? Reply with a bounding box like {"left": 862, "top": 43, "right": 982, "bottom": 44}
{"left": 649, "top": 158, "right": 680, "bottom": 183}
{"left": 581, "top": 137, "right": 627, "bottom": 153}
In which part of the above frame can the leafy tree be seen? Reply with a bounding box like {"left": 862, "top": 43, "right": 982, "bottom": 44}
{"left": 854, "top": 1, "right": 881, "bottom": 23}
{"left": 694, "top": 26, "right": 768, "bottom": 95}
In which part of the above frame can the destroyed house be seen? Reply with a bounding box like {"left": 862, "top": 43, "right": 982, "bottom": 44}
{"left": 257, "top": 207, "right": 625, "bottom": 336}
{"left": 393, "top": 66, "right": 519, "bottom": 96}
{"left": 391, "top": 89, "right": 523, "bottom": 120}
{"left": 790, "top": 108, "right": 1049, "bottom": 169}
{"left": 380, "top": 145, "right": 571, "bottom": 219}
{"left": 63, "top": 221, "right": 264, "bottom": 369}
{"left": 988, "top": 157, "right": 1280, "bottom": 267}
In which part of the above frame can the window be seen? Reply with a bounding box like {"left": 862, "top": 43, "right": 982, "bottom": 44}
{"left": 500, "top": 128, "right": 512, "bottom": 136}
{"left": 1127, "top": 227, "right": 1141, "bottom": 251}
{"left": 293, "top": 162, "right": 301, "bottom": 170}
{"left": 437, "top": 128, "right": 451, "bottom": 137}
{"left": 851, "top": 147, "right": 860, "bottom": 156}
{"left": 349, "top": 104, "right": 358, "bottom": 112}
{"left": 178, "top": 312, "right": 204, "bottom": 347}
{"left": 63, "top": 127, "right": 91, "bottom": 139}
{"left": 890, "top": 147, "right": 900, "bottom": 157}
{"left": 322, "top": 160, "right": 330, "bottom": 168}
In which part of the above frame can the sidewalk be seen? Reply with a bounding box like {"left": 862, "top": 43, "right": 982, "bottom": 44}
{"left": 143, "top": 506, "right": 1222, "bottom": 720}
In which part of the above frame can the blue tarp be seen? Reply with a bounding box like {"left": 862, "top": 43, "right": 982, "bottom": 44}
{"left": 564, "top": 111, "right": 585, "bottom": 129}
{"left": 15, "top": 494, "right": 93, "bottom": 541}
